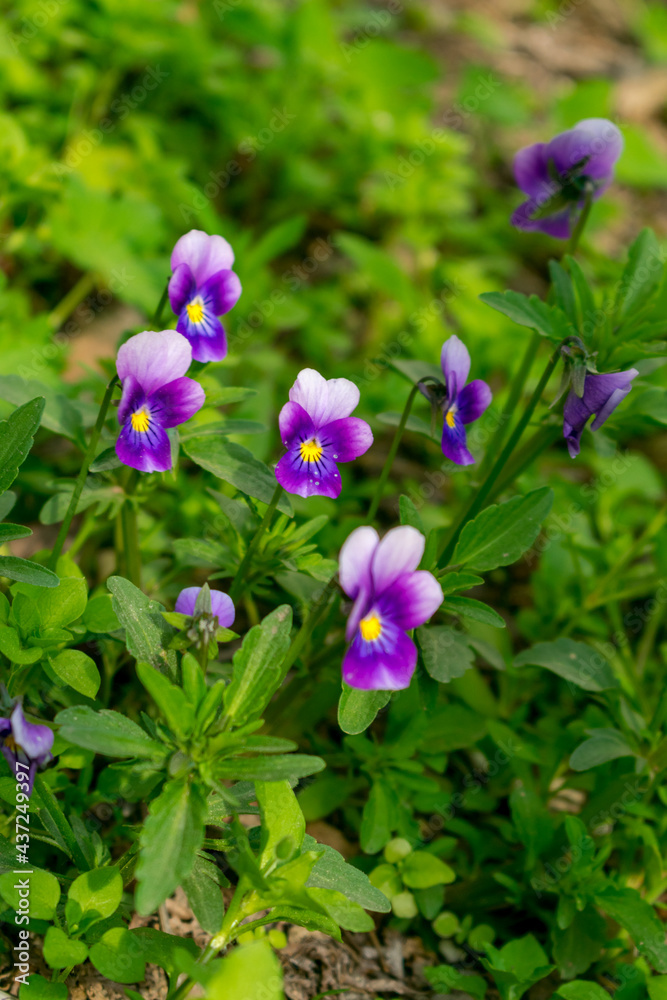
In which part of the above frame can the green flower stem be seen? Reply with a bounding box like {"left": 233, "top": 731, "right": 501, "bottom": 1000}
{"left": 368, "top": 382, "right": 421, "bottom": 522}
{"left": 566, "top": 188, "right": 594, "bottom": 257}
{"left": 488, "top": 423, "right": 562, "bottom": 502}
{"left": 229, "top": 482, "right": 284, "bottom": 603}
{"left": 477, "top": 330, "right": 542, "bottom": 479}
{"left": 33, "top": 774, "right": 90, "bottom": 872}
{"left": 152, "top": 277, "right": 171, "bottom": 328}
{"left": 47, "top": 272, "right": 97, "bottom": 331}
{"left": 120, "top": 470, "right": 142, "bottom": 588}
{"left": 48, "top": 375, "right": 119, "bottom": 570}
{"left": 438, "top": 346, "right": 561, "bottom": 569}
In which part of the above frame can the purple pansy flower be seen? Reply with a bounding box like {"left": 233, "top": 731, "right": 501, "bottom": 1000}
{"left": 0, "top": 703, "right": 53, "bottom": 795}
{"left": 339, "top": 525, "right": 443, "bottom": 691}
{"left": 115, "top": 330, "right": 205, "bottom": 473}
{"left": 420, "top": 336, "right": 492, "bottom": 466}
{"left": 511, "top": 118, "right": 623, "bottom": 239}
{"left": 175, "top": 587, "right": 235, "bottom": 628}
{"left": 275, "top": 369, "right": 373, "bottom": 499}
{"left": 168, "top": 230, "right": 242, "bottom": 363}
{"left": 563, "top": 368, "right": 638, "bottom": 458}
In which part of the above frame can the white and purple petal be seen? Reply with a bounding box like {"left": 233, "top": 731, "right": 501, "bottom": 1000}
{"left": 275, "top": 447, "right": 342, "bottom": 500}
{"left": 199, "top": 270, "right": 242, "bottom": 316}
{"left": 370, "top": 525, "right": 425, "bottom": 596}
{"left": 117, "top": 374, "right": 146, "bottom": 427}
{"left": 378, "top": 571, "right": 444, "bottom": 630}
{"left": 440, "top": 336, "right": 470, "bottom": 400}
{"left": 171, "top": 230, "right": 235, "bottom": 285}
{"left": 339, "top": 526, "right": 379, "bottom": 640}
{"left": 288, "top": 369, "right": 360, "bottom": 428}
{"left": 457, "top": 379, "right": 492, "bottom": 425}
{"left": 319, "top": 417, "right": 373, "bottom": 462}
{"left": 175, "top": 586, "right": 235, "bottom": 627}
{"left": 278, "top": 401, "right": 316, "bottom": 448}
{"left": 117, "top": 330, "right": 193, "bottom": 396}
{"left": 11, "top": 703, "right": 53, "bottom": 763}
{"left": 150, "top": 377, "right": 205, "bottom": 429}
{"left": 342, "top": 623, "right": 417, "bottom": 691}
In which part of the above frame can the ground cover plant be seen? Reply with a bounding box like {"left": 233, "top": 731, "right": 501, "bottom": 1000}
{"left": 2, "top": 1, "right": 667, "bottom": 998}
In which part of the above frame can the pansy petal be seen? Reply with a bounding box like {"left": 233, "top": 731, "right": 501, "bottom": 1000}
{"left": 117, "top": 375, "right": 145, "bottom": 427}
{"left": 171, "top": 230, "right": 235, "bottom": 284}
{"left": 151, "top": 376, "right": 205, "bottom": 428}
{"left": 175, "top": 587, "right": 198, "bottom": 616}
{"left": 440, "top": 335, "right": 470, "bottom": 399}
{"left": 584, "top": 370, "right": 638, "bottom": 428}
{"left": 441, "top": 413, "right": 475, "bottom": 466}
{"left": 371, "top": 525, "right": 425, "bottom": 595}
{"left": 116, "top": 417, "right": 172, "bottom": 473}
{"left": 275, "top": 448, "right": 342, "bottom": 499}
{"left": 11, "top": 703, "right": 53, "bottom": 761}
{"left": 168, "top": 262, "right": 196, "bottom": 315}
{"left": 0, "top": 717, "right": 11, "bottom": 736}
{"left": 378, "top": 571, "right": 443, "bottom": 630}
{"left": 210, "top": 591, "right": 235, "bottom": 628}
{"left": 289, "top": 369, "right": 360, "bottom": 427}
{"left": 117, "top": 330, "right": 193, "bottom": 396}
{"left": 176, "top": 312, "right": 227, "bottom": 363}
{"left": 511, "top": 201, "right": 573, "bottom": 239}
{"left": 342, "top": 625, "right": 417, "bottom": 691}
{"left": 200, "top": 270, "right": 242, "bottom": 316}
{"left": 457, "top": 379, "right": 492, "bottom": 425}
{"left": 339, "top": 525, "right": 379, "bottom": 601}
{"left": 278, "top": 402, "right": 316, "bottom": 448}
{"left": 550, "top": 118, "right": 623, "bottom": 182}
{"left": 513, "top": 142, "right": 553, "bottom": 199}
{"left": 319, "top": 417, "right": 373, "bottom": 462}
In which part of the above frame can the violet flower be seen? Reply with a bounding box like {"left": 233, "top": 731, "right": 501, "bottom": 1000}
{"left": 511, "top": 118, "right": 623, "bottom": 239}
{"left": 420, "top": 336, "right": 491, "bottom": 466}
{"left": 168, "top": 230, "right": 242, "bottom": 363}
{"left": 0, "top": 703, "right": 53, "bottom": 795}
{"left": 115, "top": 330, "right": 205, "bottom": 473}
{"left": 339, "top": 525, "right": 443, "bottom": 690}
{"left": 563, "top": 368, "right": 638, "bottom": 458}
{"left": 175, "top": 587, "right": 235, "bottom": 628}
{"left": 275, "top": 369, "right": 373, "bottom": 499}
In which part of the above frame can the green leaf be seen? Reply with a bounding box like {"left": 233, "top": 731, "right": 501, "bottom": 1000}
{"left": 418, "top": 626, "right": 474, "bottom": 682}
{"left": 557, "top": 983, "right": 619, "bottom": 1000}
{"left": 66, "top": 867, "right": 122, "bottom": 933}
{"left": 0, "top": 523, "right": 32, "bottom": 543}
{"left": 401, "top": 850, "right": 456, "bottom": 888}
{"left": 223, "top": 605, "right": 293, "bottom": 726}
{"left": 569, "top": 729, "right": 637, "bottom": 771}
{"left": 549, "top": 260, "right": 578, "bottom": 326}
{"left": 445, "top": 596, "right": 506, "bottom": 628}
{"left": 56, "top": 706, "right": 168, "bottom": 759}
{"left": 303, "top": 835, "right": 390, "bottom": 912}
{"left": 454, "top": 488, "right": 554, "bottom": 571}
{"left": 89, "top": 927, "right": 147, "bottom": 984}
{"left": 43, "top": 926, "right": 88, "bottom": 969}
{"left": 48, "top": 650, "right": 101, "bottom": 699}
{"left": 480, "top": 290, "right": 573, "bottom": 341}
{"left": 552, "top": 906, "right": 606, "bottom": 980}
{"left": 399, "top": 495, "right": 425, "bottom": 532}
{"left": 308, "top": 886, "right": 375, "bottom": 931}
{"left": 0, "top": 625, "right": 44, "bottom": 663}
{"left": 182, "top": 855, "right": 226, "bottom": 935}
{"left": 13, "top": 575, "right": 86, "bottom": 628}
{"left": 215, "top": 754, "right": 325, "bottom": 782}
{"left": 256, "top": 780, "right": 305, "bottom": 869}
{"left": 0, "top": 396, "right": 45, "bottom": 495}
{"left": 509, "top": 782, "right": 554, "bottom": 868}
{"left": 337, "top": 231, "right": 415, "bottom": 308}
{"left": 424, "top": 966, "right": 488, "bottom": 999}
{"left": 136, "top": 661, "right": 195, "bottom": 740}
{"left": 0, "top": 868, "right": 61, "bottom": 920}
{"left": 135, "top": 778, "right": 207, "bottom": 915}
{"left": 18, "top": 975, "right": 68, "bottom": 1000}
{"left": 482, "top": 933, "right": 555, "bottom": 1000}
{"left": 82, "top": 594, "right": 120, "bottom": 633}
{"left": 107, "top": 576, "right": 177, "bottom": 677}
{"left": 360, "top": 780, "right": 399, "bottom": 854}
{"left": 616, "top": 228, "right": 664, "bottom": 320}
{"left": 594, "top": 886, "right": 667, "bottom": 971}
{"left": 206, "top": 939, "right": 283, "bottom": 1000}
{"left": 514, "top": 638, "right": 619, "bottom": 692}
{"left": 0, "top": 557, "right": 59, "bottom": 588}
{"left": 648, "top": 978, "right": 667, "bottom": 1000}
{"left": 0, "top": 376, "right": 83, "bottom": 442}
{"left": 338, "top": 684, "right": 391, "bottom": 734}
{"left": 182, "top": 437, "right": 292, "bottom": 515}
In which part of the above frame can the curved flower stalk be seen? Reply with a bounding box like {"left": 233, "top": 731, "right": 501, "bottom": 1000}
{"left": 511, "top": 117, "right": 623, "bottom": 239}
{"left": 168, "top": 230, "right": 242, "bottom": 362}
{"left": 275, "top": 368, "right": 373, "bottom": 498}
{"left": 419, "top": 335, "right": 492, "bottom": 466}
{"left": 115, "top": 330, "right": 205, "bottom": 473}
{"left": 563, "top": 368, "right": 638, "bottom": 458}
{"left": 0, "top": 703, "right": 53, "bottom": 795}
{"left": 339, "top": 525, "right": 443, "bottom": 690}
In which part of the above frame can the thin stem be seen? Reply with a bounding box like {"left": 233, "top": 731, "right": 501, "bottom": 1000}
{"left": 229, "top": 483, "right": 284, "bottom": 603}
{"left": 438, "top": 347, "right": 561, "bottom": 569}
{"left": 368, "top": 383, "right": 421, "bottom": 521}
{"left": 48, "top": 272, "right": 97, "bottom": 330}
{"left": 120, "top": 472, "right": 142, "bottom": 588}
{"left": 566, "top": 188, "right": 594, "bottom": 257}
{"left": 477, "top": 330, "right": 541, "bottom": 479}
{"left": 49, "top": 376, "right": 118, "bottom": 570}
{"left": 33, "top": 774, "right": 90, "bottom": 872}
{"left": 489, "top": 424, "right": 561, "bottom": 501}
{"left": 152, "top": 277, "right": 171, "bottom": 328}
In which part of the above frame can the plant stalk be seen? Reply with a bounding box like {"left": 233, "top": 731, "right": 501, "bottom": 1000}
{"left": 229, "top": 483, "right": 284, "bottom": 602}
{"left": 33, "top": 774, "right": 90, "bottom": 872}
{"left": 368, "top": 382, "right": 421, "bottom": 522}
{"left": 152, "top": 277, "right": 171, "bottom": 328}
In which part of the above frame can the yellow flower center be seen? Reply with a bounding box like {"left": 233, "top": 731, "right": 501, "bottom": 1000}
{"left": 360, "top": 614, "right": 382, "bottom": 642}
{"left": 186, "top": 299, "right": 204, "bottom": 324}
{"left": 131, "top": 409, "right": 150, "bottom": 433}
{"left": 299, "top": 438, "right": 323, "bottom": 463}
{"left": 445, "top": 408, "right": 456, "bottom": 428}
